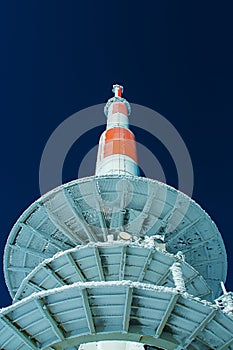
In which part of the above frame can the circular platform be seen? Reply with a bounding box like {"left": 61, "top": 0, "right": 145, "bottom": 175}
{"left": 0, "top": 282, "right": 232, "bottom": 350}
{"left": 4, "top": 175, "right": 227, "bottom": 298}
{"left": 13, "top": 243, "right": 212, "bottom": 302}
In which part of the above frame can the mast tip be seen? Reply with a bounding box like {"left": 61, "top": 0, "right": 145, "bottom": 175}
{"left": 112, "top": 84, "right": 123, "bottom": 97}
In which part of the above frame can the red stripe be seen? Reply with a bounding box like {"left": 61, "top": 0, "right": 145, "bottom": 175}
{"left": 117, "top": 88, "right": 122, "bottom": 97}
{"left": 103, "top": 128, "right": 138, "bottom": 163}
{"left": 105, "top": 127, "right": 134, "bottom": 141}
{"left": 111, "top": 102, "right": 128, "bottom": 116}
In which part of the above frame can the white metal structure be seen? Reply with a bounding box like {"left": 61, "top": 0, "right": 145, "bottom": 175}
{"left": 1, "top": 85, "right": 233, "bottom": 350}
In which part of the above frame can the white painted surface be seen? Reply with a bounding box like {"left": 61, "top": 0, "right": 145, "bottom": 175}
{"left": 107, "top": 112, "right": 129, "bottom": 129}
{"left": 79, "top": 341, "right": 144, "bottom": 350}
{"left": 96, "top": 154, "right": 139, "bottom": 176}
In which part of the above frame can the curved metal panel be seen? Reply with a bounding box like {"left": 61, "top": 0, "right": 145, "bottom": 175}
{"left": 4, "top": 175, "right": 227, "bottom": 299}
{"left": 0, "top": 282, "right": 232, "bottom": 350}
{"left": 14, "top": 243, "right": 212, "bottom": 303}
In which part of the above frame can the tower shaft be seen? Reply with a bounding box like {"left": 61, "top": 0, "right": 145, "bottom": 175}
{"left": 96, "top": 84, "right": 139, "bottom": 176}
{"left": 1, "top": 84, "right": 232, "bottom": 350}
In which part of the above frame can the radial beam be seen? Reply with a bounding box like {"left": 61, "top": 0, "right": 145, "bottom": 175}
{"left": 138, "top": 249, "right": 154, "bottom": 282}
{"left": 122, "top": 286, "right": 133, "bottom": 332}
{"left": 9, "top": 244, "right": 51, "bottom": 259}
{"left": 44, "top": 204, "right": 85, "bottom": 245}
{"left": 180, "top": 308, "right": 217, "bottom": 349}
{"left": 94, "top": 182, "right": 108, "bottom": 242}
{"left": 80, "top": 289, "right": 95, "bottom": 334}
{"left": 35, "top": 298, "right": 65, "bottom": 341}
{"left": 20, "top": 222, "right": 69, "bottom": 250}
{"left": 66, "top": 252, "right": 87, "bottom": 282}
{"left": 156, "top": 268, "right": 171, "bottom": 285}
{"left": 155, "top": 294, "right": 179, "bottom": 337}
{"left": 93, "top": 246, "right": 105, "bottom": 281}
{"left": 64, "top": 189, "right": 97, "bottom": 242}
{"left": 0, "top": 315, "right": 38, "bottom": 350}
{"left": 43, "top": 265, "right": 66, "bottom": 286}
{"left": 28, "top": 280, "right": 46, "bottom": 292}
{"left": 38, "top": 201, "right": 85, "bottom": 245}
{"left": 184, "top": 271, "right": 199, "bottom": 286}
{"left": 217, "top": 337, "right": 233, "bottom": 350}
{"left": 7, "top": 266, "right": 32, "bottom": 273}
{"left": 127, "top": 186, "right": 157, "bottom": 235}
{"left": 119, "top": 245, "right": 127, "bottom": 280}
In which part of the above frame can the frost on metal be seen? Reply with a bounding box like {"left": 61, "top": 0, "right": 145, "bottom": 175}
{"left": 170, "top": 262, "right": 186, "bottom": 293}
{"left": 12, "top": 242, "right": 213, "bottom": 303}
{"left": 4, "top": 175, "right": 228, "bottom": 299}
{"left": 215, "top": 292, "right": 233, "bottom": 319}
{"left": 1, "top": 85, "right": 233, "bottom": 350}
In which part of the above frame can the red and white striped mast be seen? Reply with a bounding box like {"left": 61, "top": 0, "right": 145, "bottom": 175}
{"left": 95, "top": 84, "right": 139, "bottom": 176}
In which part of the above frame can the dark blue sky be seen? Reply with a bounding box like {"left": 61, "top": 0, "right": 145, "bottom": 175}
{"left": 0, "top": 1, "right": 233, "bottom": 306}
